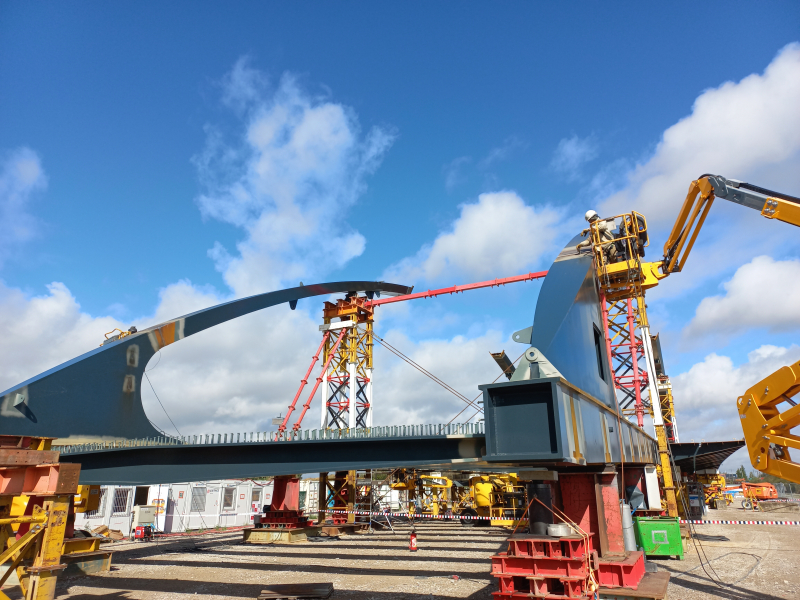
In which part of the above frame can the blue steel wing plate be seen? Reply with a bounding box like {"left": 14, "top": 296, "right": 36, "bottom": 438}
{"left": 0, "top": 281, "right": 410, "bottom": 441}
{"left": 530, "top": 235, "right": 616, "bottom": 409}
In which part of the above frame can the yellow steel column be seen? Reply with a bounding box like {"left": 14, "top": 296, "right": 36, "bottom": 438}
{"left": 24, "top": 495, "right": 70, "bottom": 600}
{"left": 655, "top": 427, "right": 678, "bottom": 517}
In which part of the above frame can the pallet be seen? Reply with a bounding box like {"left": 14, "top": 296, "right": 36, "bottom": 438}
{"left": 258, "top": 582, "right": 333, "bottom": 599}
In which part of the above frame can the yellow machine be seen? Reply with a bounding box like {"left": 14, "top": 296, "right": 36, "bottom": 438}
{"left": 390, "top": 470, "right": 452, "bottom": 517}
{"left": 658, "top": 175, "right": 800, "bottom": 484}
{"left": 454, "top": 473, "right": 527, "bottom": 527}
{"left": 693, "top": 473, "right": 731, "bottom": 509}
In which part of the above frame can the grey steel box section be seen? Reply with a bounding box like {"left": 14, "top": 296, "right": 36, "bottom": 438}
{"left": 481, "top": 378, "right": 565, "bottom": 462}
{"left": 481, "top": 377, "right": 658, "bottom": 465}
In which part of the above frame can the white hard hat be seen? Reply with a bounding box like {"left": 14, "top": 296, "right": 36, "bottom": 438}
{"left": 585, "top": 210, "right": 599, "bottom": 222}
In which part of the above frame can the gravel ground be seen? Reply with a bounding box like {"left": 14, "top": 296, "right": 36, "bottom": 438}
{"left": 3, "top": 506, "right": 798, "bottom": 600}
{"left": 657, "top": 505, "right": 800, "bottom": 600}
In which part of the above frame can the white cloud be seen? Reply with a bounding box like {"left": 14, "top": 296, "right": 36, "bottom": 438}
{"left": 443, "top": 156, "right": 471, "bottom": 192}
{"left": 194, "top": 58, "right": 395, "bottom": 296}
{"left": 0, "top": 281, "right": 122, "bottom": 393}
{"left": 383, "top": 191, "right": 563, "bottom": 284}
{"left": 683, "top": 256, "right": 800, "bottom": 341}
{"left": 599, "top": 43, "right": 800, "bottom": 227}
{"left": 478, "top": 136, "right": 525, "bottom": 170}
{"left": 0, "top": 147, "right": 47, "bottom": 265}
{"left": 550, "top": 134, "right": 598, "bottom": 180}
{"left": 671, "top": 344, "right": 800, "bottom": 445}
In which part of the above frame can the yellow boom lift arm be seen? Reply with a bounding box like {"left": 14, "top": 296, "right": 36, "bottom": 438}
{"left": 662, "top": 174, "right": 800, "bottom": 275}
{"left": 660, "top": 174, "right": 800, "bottom": 482}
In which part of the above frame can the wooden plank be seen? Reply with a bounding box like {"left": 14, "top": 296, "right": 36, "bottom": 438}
{"left": 258, "top": 582, "right": 333, "bottom": 599}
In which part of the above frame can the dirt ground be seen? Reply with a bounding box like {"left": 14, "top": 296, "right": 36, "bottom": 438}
{"left": 8, "top": 506, "right": 800, "bottom": 600}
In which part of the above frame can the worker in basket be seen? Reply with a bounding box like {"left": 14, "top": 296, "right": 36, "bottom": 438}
{"left": 576, "top": 209, "right": 620, "bottom": 262}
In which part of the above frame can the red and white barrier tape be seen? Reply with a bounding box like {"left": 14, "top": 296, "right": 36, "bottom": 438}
{"left": 680, "top": 519, "right": 800, "bottom": 526}
{"left": 327, "top": 509, "right": 514, "bottom": 521}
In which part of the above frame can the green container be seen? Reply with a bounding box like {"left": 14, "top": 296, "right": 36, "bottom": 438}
{"left": 633, "top": 516, "right": 683, "bottom": 560}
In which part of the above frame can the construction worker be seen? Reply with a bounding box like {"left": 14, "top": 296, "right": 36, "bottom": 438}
{"left": 576, "top": 210, "right": 618, "bottom": 262}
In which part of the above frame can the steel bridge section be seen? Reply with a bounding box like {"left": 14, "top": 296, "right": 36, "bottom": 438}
{"left": 60, "top": 371, "right": 659, "bottom": 484}
{"left": 64, "top": 434, "right": 487, "bottom": 485}
{"left": 4, "top": 232, "right": 662, "bottom": 487}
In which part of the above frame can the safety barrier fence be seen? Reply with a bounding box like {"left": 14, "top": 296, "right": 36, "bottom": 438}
{"left": 680, "top": 519, "right": 800, "bottom": 525}
{"left": 55, "top": 422, "right": 485, "bottom": 454}
{"left": 326, "top": 509, "right": 503, "bottom": 521}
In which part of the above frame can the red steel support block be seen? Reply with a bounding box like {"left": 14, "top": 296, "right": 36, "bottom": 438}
{"left": 255, "top": 509, "right": 311, "bottom": 529}
{"left": 490, "top": 553, "right": 587, "bottom": 579}
{"left": 597, "top": 473, "right": 626, "bottom": 555}
{"left": 270, "top": 476, "right": 300, "bottom": 511}
{"left": 0, "top": 463, "right": 80, "bottom": 496}
{"left": 559, "top": 474, "right": 598, "bottom": 554}
{"left": 491, "top": 574, "right": 589, "bottom": 599}
{"left": 508, "top": 537, "right": 587, "bottom": 560}
{"left": 597, "top": 551, "right": 645, "bottom": 589}
{"left": 492, "top": 536, "right": 594, "bottom": 599}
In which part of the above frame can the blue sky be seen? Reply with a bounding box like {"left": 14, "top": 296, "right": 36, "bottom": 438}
{"left": 2, "top": 3, "right": 799, "bottom": 470}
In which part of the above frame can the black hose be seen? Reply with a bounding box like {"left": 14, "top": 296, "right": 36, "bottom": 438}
{"left": 738, "top": 181, "right": 800, "bottom": 204}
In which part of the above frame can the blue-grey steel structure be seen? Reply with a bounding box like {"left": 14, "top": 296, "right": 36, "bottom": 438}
{"left": 57, "top": 416, "right": 657, "bottom": 486}
{"left": 0, "top": 281, "right": 411, "bottom": 443}
{"left": 46, "top": 235, "right": 658, "bottom": 484}
{"left": 529, "top": 236, "right": 617, "bottom": 409}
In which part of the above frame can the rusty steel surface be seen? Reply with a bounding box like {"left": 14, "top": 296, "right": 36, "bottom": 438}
{"left": 0, "top": 449, "right": 59, "bottom": 466}
{"left": 0, "top": 281, "right": 411, "bottom": 443}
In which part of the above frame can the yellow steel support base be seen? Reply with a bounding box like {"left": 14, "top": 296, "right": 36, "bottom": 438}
{"left": 243, "top": 526, "right": 321, "bottom": 544}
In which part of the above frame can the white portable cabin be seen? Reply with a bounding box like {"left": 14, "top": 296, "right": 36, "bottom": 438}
{"left": 74, "top": 478, "right": 321, "bottom": 535}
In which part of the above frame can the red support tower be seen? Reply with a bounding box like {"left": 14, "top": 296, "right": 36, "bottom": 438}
{"left": 600, "top": 293, "right": 650, "bottom": 428}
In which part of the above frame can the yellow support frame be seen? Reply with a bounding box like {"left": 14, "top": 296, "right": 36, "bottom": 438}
{"left": 738, "top": 360, "right": 800, "bottom": 482}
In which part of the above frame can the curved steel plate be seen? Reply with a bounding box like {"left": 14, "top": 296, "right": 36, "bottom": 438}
{"left": 530, "top": 235, "right": 617, "bottom": 409}
{"left": 0, "top": 281, "right": 411, "bottom": 442}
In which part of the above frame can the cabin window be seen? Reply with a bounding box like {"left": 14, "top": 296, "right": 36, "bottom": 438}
{"left": 222, "top": 487, "right": 236, "bottom": 511}
{"left": 112, "top": 488, "right": 132, "bottom": 515}
{"left": 191, "top": 487, "right": 206, "bottom": 512}
{"left": 134, "top": 486, "right": 149, "bottom": 506}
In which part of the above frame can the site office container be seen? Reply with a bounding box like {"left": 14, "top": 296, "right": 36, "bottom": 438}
{"left": 73, "top": 478, "right": 324, "bottom": 535}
